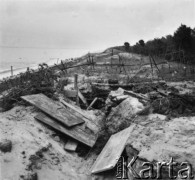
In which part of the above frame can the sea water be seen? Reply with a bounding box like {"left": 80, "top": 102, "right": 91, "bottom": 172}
{"left": 0, "top": 47, "right": 91, "bottom": 80}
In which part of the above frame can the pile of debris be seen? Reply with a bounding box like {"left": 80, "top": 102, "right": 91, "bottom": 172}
{"left": 1, "top": 73, "right": 195, "bottom": 179}
{"left": 89, "top": 81, "right": 195, "bottom": 179}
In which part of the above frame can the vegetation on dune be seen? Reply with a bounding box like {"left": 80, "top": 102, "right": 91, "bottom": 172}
{"left": 0, "top": 63, "right": 59, "bottom": 111}
{"left": 0, "top": 59, "right": 74, "bottom": 111}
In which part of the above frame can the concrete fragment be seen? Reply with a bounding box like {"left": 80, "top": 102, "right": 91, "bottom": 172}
{"left": 106, "top": 97, "right": 144, "bottom": 134}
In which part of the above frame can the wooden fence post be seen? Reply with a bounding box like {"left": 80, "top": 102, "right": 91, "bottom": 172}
{"left": 74, "top": 73, "right": 79, "bottom": 106}
{"left": 11, "top": 66, "right": 13, "bottom": 76}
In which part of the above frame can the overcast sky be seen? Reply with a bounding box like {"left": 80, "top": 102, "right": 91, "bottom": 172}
{"left": 0, "top": 0, "right": 194, "bottom": 50}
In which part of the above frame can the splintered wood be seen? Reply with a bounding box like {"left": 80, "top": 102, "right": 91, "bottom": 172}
{"left": 21, "top": 94, "right": 84, "bottom": 127}
{"left": 91, "top": 125, "right": 135, "bottom": 174}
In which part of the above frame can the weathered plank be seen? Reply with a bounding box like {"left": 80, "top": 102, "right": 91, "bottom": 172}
{"left": 21, "top": 94, "right": 84, "bottom": 127}
{"left": 91, "top": 125, "right": 135, "bottom": 174}
{"left": 64, "top": 140, "right": 78, "bottom": 151}
{"left": 35, "top": 112, "right": 98, "bottom": 147}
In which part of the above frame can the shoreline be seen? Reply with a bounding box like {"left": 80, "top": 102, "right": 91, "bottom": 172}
{"left": 0, "top": 47, "right": 107, "bottom": 81}
{"left": 0, "top": 55, "right": 82, "bottom": 81}
{"left": 0, "top": 47, "right": 97, "bottom": 80}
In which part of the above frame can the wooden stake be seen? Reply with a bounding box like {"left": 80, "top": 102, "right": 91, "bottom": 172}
{"left": 149, "top": 56, "right": 153, "bottom": 78}
{"left": 11, "top": 66, "right": 13, "bottom": 76}
{"left": 74, "top": 73, "right": 79, "bottom": 106}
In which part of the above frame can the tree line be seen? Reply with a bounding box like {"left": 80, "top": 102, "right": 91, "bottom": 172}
{"left": 123, "top": 24, "right": 195, "bottom": 63}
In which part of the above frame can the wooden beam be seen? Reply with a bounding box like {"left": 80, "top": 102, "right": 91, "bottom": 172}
{"left": 124, "top": 90, "right": 149, "bottom": 101}
{"left": 21, "top": 94, "right": 84, "bottom": 127}
{"left": 35, "top": 112, "right": 98, "bottom": 147}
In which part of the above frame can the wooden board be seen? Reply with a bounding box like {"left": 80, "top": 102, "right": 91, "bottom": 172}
{"left": 21, "top": 94, "right": 84, "bottom": 127}
{"left": 64, "top": 140, "right": 78, "bottom": 151}
{"left": 91, "top": 125, "right": 135, "bottom": 174}
{"left": 35, "top": 112, "right": 98, "bottom": 147}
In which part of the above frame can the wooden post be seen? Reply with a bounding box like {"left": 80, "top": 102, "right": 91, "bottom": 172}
{"left": 168, "top": 62, "right": 170, "bottom": 73}
{"left": 74, "top": 73, "right": 78, "bottom": 90}
{"left": 149, "top": 56, "right": 153, "bottom": 78}
{"left": 11, "top": 66, "right": 13, "bottom": 76}
{"left": 92, "top": 56, "right": 94, "bottom": 70}
{"left": 74, "top": 73, "right": 79, "bottom": 106}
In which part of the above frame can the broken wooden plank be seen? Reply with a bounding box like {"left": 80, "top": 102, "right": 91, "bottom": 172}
{"left": 21, "top": 94, "right": 84, "bottom": 127}
{"left": 124, "top": 90, "right": 149, "bottom": 101}
{"left": 91, "top": 125, "right": 135, "bottom": 174}
{"left": 35, "top": 112, "right": 98, "bottom": 147}
{"left": 59, "top": 98, "right": 92, "bottom": 120}
{"left": 64, "top": 139, "right": 78, "bottom": 151}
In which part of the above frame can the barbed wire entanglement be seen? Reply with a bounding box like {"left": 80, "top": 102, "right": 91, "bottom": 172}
{"left": 67, "top": 49, "right": 195, "bottom": 83}
{"left": 1, "top": 48, "right": 195, "bottom": 95}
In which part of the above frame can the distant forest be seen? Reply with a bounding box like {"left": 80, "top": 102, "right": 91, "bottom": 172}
{"left": 118, "top": 24, "right": 195, "bottom": 64}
